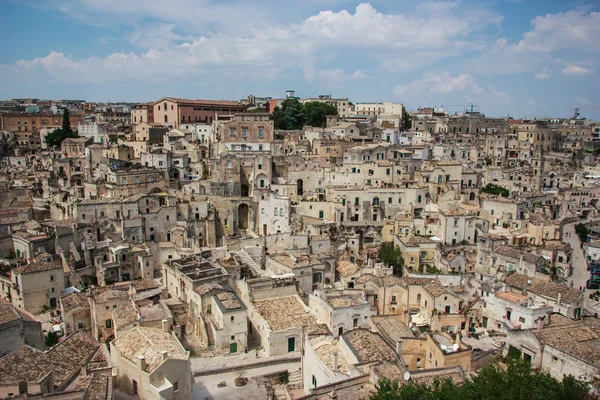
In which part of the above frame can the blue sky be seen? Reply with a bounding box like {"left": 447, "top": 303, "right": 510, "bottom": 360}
{"left": 0, "top": 0, "right": 599, "bottom": 119}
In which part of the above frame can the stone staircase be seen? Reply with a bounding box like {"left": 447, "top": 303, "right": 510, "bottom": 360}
{"left": 232, "top": 249, "right": 265, "bottom": 277}
{"left": 273, "top": 384, "right": 288, "bottom": 400}
{"left": 287, "top": 368, "right": 303, "bottom": 389}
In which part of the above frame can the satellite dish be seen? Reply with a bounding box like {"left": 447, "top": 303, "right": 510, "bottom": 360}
{"left": 527, "top": 279, "right": 532, "bottom": 285}
{"left": 452, "top": 344, "right": 459, "bottom": 351}
{"left": 440, "top": 344, "right": 447, "bottom": 351}
{"left": 461, "top": 279, "right": 466, "bottom": 285}
{"left": 409, "top": 321, "right": 414, "bottom": 328}
{"left": 403, "top": 371, "right": 411, "bottom": 381}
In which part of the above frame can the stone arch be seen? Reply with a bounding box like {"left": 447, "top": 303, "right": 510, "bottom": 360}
{"left": 256, "top": 173, "right": 269, "bottom": 189}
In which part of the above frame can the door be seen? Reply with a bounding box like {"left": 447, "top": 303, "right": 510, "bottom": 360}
{"left": 230, "top": 342, "right": 237, "bottom": 354}
{"left": 288, "top": 337, "right": 295, "bottom": 352}
{"left": 263, "top": 224, "right": 267, "bottom": 236}
{"left": 132, "top": 380, "right": 138, "bottom": 395}
{"left": 445, "top": 305, "right": 451, "bottom": 313}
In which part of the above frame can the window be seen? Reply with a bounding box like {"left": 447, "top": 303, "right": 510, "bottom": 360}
{"left": 319, "top": 210, "right": 324, "bottom": 219}
{"left": 258, "top": 129, "right": 263, "bottom": 138}
{"left": 230, "top": 128, "right": 236, "bottom": 136}
{"left": 231, "top": 316, "right": 235, "bottom": 322}
{"left": 391, "top": 296, "right": 397, "bottom": 304}
{"left": 417, "top": 294, "right": 421, "bottom": 301}
{"left": 173, "top": 382, "right": 179, "bottom": 392}
{"left": 242, "top": 129, "right": 247, "bottom": 138}
{"left": 258, "top": 163, "right": 262, "bottom": 170}
{"left": 417, "top": 195, "right": 422, "bottom": 203}
{"left": 353, "top": 318, "right": 358, "bottom": 328}
{"left": 420, "top": 251, "right": 426, "bottom": 259}
{"left": 50, "top": 275, "right": 54, "bottom": 282}
{"left": 226, "top": 160, "right": 232, "bottom": 169}
{"left": 105, "top": 319, "right": 112, "bottom": 328}
{"left": 425, "top": 300, "right": 428, "bottom": 307}
{"left": 312, "top": 375, "right": 317, "bottom": 388}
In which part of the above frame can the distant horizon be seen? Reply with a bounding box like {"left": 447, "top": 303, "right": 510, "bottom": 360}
{"left": 1, "top": 96, "right": 594, "bottom": 121}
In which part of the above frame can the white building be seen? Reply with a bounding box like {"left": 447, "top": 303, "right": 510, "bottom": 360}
{"left": 353, "top": 102, "right": 403, "bottom": 117}
{"left": 309, "top": 289, "right": 376, "bottom": 337}
{"left": 77, "top": 121, "right": 110, "bottom": 143}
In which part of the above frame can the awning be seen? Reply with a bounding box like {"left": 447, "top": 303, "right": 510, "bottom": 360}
{"left": 411, "top": 313, "right": 429, "bottom": 327}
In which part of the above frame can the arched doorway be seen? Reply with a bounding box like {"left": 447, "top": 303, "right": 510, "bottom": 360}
{"left": 297, "top": 179, "right": 303, "bottom": 196}
{"left": 238, "top": 204, "right": 249, "bottom": 230}
{"left": 469, "top": 192, "right": 475, "bottom": 201}
{"left": 173, "top": 170, "right": 180, "bottom": 180}
{"left": 241, "top": 184, "right": 249, "bottom": 197}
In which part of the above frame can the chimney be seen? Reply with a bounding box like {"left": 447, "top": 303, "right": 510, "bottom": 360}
{"left": 162, "top": 319, "right": 170, "bottom": 332}
{"left": 137, "top": 355, "right": 147, "bottom": 371}
{"left": 557, "top": 292, "right": 562, "bottom": 305}
{"left": 80, "top": 363, "right": 88, "bottom": 377}
{"left": 161, "top": 350, "right": 168, "bottom": 361}
{"left": 328, "top": 390, "right": 338, "bottom": 400}
{"left": 332, "top": 351, "right": 339, "bottom": 372}
{"left": 396, "top": 340, "right": 403, "bottom": 355}
{"left": 537, "top": 317, "right": 544, "bottom": 330}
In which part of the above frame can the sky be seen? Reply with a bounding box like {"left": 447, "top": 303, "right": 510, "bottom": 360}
{"left": 0, "top": 0, "right": 599, "bottom": 119}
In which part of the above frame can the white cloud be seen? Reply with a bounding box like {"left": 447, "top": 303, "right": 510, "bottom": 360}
{"left": 491, "top": 90, "right": 511, "bottom": 104}
{"left": 350, "top": 70, "right": 372, "bottom": 79}
{"left": 394, "top": 73, "right": 483, "bottom": 96}
{"left": 562, "top": 65, "right": 593, "bottom": 75}
{"left": 467, "top": 9, "right": 600, "bottom": 75}
{"left": 575, "top": 96, "right": 591, "bottom": 105}
{"left": 1, "top": 2, "right": 505, "bottom": 88}
{"left": 534, "top": 66, "right": 551, "bottom": 79}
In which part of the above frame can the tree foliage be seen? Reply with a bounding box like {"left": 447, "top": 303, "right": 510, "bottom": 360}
{"left": 273, "top": 99, "right": 338, "bottom": 130}
{"left": 378, "top": 242, "right": 404, "bottom": 276}
{"left": 45, "top": 108, "right": 79, "bottom": 148}
{"left": 0, "top": 133, "right": 14, "bottom": 158}
{"left": 402, "top": 112, "right": 412, "bottom": 130}
{"left": 370, "top": 360, "right": 591, "bottom": 400}
{"left": 482, "top": 183, "right": 510, "bottom": 197}
{"left": 575, "top": 223, "right": 590, "bottom": 244}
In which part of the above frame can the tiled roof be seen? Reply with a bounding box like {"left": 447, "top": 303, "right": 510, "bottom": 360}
{"left": 111, "top": 327, "right": 188, "bottom": 373}
{"left": 215, "top": 291, "right": 244, "bottom": 311}
{"left": 336, "top": 261, "right": 360, "bottom": 277}
{"left": 131, "top": 279, "right": 159, "bottom": 291}
{"left": 92, "top": 287, "right": 129, "bottom": 303}
{"left": 254, "top": 296, "right": 316, "bottom": 332}
{"left": 113, "top": 300, "right": 140, "bottom": 329}
{"left": 423, "top": 279, "right": 447, "bottom": 298}
{"left": 60, "top": 292, "right": 89, "bottom": 314}
{"left": 372, "top": 315, "right": 415, "bottom": 342}
{"left": 504, "top": 273, "right": 582, "bottom": 303}
{"left": 0, "top": 331, "right": 99, "bottom": 387}
{"left": 0, "top": 299, "right": 21, "bottom": 325}
{"left": 13, "top": 261, "right": 61, "bottom": 274}
{"left": 495, "top": 246, "right": 542, "bottom": 264}
{"left": 343, "top": 329, "right": 397, "bottom": 363}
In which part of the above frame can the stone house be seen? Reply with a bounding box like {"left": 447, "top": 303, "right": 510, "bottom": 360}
{"left": 111, "top": 327, "right": 192, "bottom": 400}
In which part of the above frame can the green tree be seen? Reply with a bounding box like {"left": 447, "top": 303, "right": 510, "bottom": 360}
{"left": 45, "top": 108, "right": 79, "bottom": 148}
{"left": 0, "top": 133, "right": 14, "bottom": 158}
{"left": 575, "top": 223, "right": 590, "bottom": 244}
{"left": 273, "top": 98, "right": 306, "bottom": 130}
{"left": 482, "top": 183, "right": 510, "bottom": 197}
{"left": 45, "top": 331, "right": 59, "bottom": 347}
{"left": 303, "top": 101, "right": 338, "bottom": 128}
{"left": 273, "top": 99, "right": 338, "bottom": 129}
{"left": 369, "top": 360, "right": 590, "bottom": 400}
{"left": 378, "top": 242, "right": 404, "bottom": 276}
{"left": 402, "top": 111, "right": 412, "bottom": 130}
